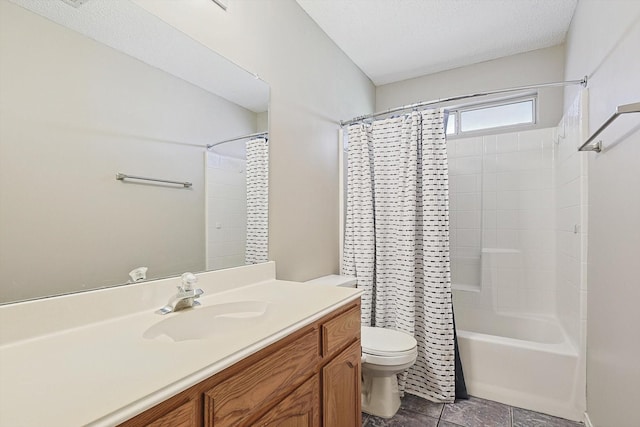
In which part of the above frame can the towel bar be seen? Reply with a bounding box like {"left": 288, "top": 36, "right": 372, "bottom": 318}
{"left": 579, "top": 102, "right": 640, "bottom": 152}
{"left": 116, "top": 173, "right": 192, "bottom": 188}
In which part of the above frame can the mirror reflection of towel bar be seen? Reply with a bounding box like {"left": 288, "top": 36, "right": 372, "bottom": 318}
{"left": 116, "top": 173, "right": 192, "bottom": 188}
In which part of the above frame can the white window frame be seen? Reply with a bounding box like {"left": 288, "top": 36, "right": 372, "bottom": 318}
{"left": 445, "top": 94, "right": 537, "bottom": 138}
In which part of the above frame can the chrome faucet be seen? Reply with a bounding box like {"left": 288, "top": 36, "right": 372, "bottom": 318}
{"left": 156, "top": 272, "right": 204, "bottom": 315}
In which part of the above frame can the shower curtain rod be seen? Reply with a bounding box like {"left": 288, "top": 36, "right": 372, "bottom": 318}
{"left": 206, "top": 131, "right": 268, "bottom": 150}
{"left": 340, "top": 76, "right": 588, "bottom": 127}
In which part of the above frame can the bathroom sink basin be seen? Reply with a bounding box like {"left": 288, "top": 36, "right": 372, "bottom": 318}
{"left": 143, "top": 300, "right": 270, "bottom": 342}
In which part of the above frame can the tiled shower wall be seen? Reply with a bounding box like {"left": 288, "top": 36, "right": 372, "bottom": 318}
{"left": 448, "top": 136, "right": 483, "bottom": 291}
{"left": 206, "top": 152, "right": 247, "bottom": 270}
{"left": 449, "top": 128, "right": 557, "bottom": 315}
{"left": 555, "top": 92, "right": 588, "bottom": 348}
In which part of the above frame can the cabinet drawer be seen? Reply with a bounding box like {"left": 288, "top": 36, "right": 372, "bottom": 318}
{"left": 204, "top": 328, "right": 320, "bottom": 427}
{"left": 321, "top": 305, "right": 360, "bottom": 358}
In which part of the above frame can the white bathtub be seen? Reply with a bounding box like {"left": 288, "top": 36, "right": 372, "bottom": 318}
{"left": 456, "top": 307, "right": 584, "bottom": 421}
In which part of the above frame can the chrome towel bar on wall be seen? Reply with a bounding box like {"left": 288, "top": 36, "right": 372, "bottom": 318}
{"left": 116, "top": 173, "right": 192, "bottom": 188}
{"left": 579, "top": 102, "right": 640, "bottom": 153}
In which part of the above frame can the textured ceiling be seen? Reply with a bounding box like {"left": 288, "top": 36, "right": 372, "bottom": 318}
{"left": 8, "top": 0, "right": 269, "bottom": 112}
{"left": 296, "top": 0, "right": 578, "bottom": 85}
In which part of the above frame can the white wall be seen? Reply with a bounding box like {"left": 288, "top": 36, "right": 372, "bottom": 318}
{"left": 563, "top": 2, "right": 640, "bottom": 426}
{"left": 0, "top": 2, "right": 257, "bottom": 302}
{"left": 376, "top": 45, "right": 566, "bottom": 129}
{"left": 133, "top": 0, "right": 376, "bottom": 281}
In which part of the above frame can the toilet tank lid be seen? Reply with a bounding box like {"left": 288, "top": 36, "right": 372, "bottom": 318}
{"left": 305, "top": 274, "right": 357, "bottom": 287}
{"left": 361, "top": 326, "right": 417, "bottom": 354}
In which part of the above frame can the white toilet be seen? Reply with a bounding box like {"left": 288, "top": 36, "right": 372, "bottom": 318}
{"left": 305, "top": 275, "right": 418, "bottom": 418}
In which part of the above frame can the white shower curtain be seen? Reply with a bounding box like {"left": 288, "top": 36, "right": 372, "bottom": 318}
{"left": 342, "top": 110, "right": 455, "bottom": 403}
{"left": 245, "top": 137, "right": 269, "bottom": 265}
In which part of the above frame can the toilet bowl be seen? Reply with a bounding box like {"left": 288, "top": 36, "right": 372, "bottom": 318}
{"left": 305, "top": 275, "right": 418, "bottom": 419}
{"left": 361, "top": 326, "right": 418, "bottom": 418}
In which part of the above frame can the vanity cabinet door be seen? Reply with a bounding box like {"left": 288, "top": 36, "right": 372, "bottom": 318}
{"left": 253, "top": 375, "right": 320, "bottom": 427}
{"left": 145, "top": 399, "right": 199, "bottom": 427}
{"left": 204, "top": 328, "right": 320, "bottom": 427}
{"left": 322, "top": 340, "right": 361, "bottom": 427}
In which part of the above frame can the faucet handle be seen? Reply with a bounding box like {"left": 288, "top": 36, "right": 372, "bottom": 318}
{"left": 180, "top": 272, "right": 198, "bottom": 291}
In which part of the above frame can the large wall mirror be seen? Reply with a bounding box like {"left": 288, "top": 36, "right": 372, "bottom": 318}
{"left": 0, "top": 0, "right": 270, "bottom": 304}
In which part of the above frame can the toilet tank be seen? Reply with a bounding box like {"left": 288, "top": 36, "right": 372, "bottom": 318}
{"left": 305, "top": 274, "right": 357, "bottom": 288}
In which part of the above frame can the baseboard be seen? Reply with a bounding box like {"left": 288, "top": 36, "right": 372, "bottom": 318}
{"left": 584, "top": 412, "right": 594, "bottom": 427}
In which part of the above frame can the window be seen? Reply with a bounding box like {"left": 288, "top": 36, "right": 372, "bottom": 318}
{"left": 445, "top": 96, "right": 536, "bottom": 137}
{"left": 445, "top": 113, "right": 456, "bottom": 135}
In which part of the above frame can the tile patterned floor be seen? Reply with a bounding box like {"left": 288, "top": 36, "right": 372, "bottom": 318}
{"left": 362, "top": 394, "right": 584, "bottom": 427}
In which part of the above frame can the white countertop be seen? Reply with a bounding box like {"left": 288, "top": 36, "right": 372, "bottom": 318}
{"left": 0, "top": 264, "right": 361, "bottom": 427}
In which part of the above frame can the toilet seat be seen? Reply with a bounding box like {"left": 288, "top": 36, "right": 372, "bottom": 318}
{"left": 361, "top": 326, "right": 418, "bottom": 366}
{"left": 361, "top": 326, "right": 417, "bottom": 354}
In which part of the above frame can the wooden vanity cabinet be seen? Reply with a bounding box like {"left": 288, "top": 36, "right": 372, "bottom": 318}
{"left": 119, "top": 299, "right": 361, "bottom": 427}
{"left": 252, "top": 375, "right": 320, "bottom": 427}
{"left": 205, "top": 327, "right": 320, "bottom": 426}
{"left": 322, "top": 341, "right": 361, "bottom": 427}
{"left": 145, "top": 400, "right": 199, "bottom": 427}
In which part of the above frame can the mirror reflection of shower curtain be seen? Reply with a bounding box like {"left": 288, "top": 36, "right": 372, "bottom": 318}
{"left": 245, "top": 137, "right": 269, "bottom": 264}
{"left": 343, "top": 110, "right": 458, "bottom": 403}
